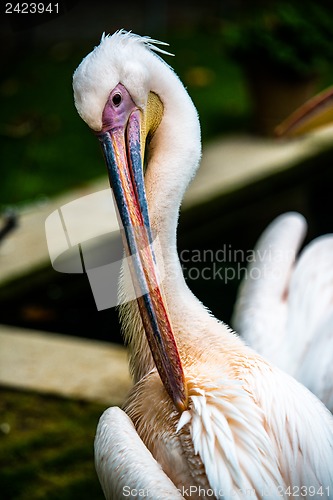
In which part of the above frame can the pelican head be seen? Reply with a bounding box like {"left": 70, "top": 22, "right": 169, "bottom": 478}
{"left": 72, "top": 31, "right": 201, "bottom": 413}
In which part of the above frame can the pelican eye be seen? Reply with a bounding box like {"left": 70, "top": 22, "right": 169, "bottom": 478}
{"left": 112, "top": 93, "right": 122, "bottom": 106}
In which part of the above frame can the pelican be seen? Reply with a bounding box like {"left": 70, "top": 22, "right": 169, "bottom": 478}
{"left": 73, "top": 31, "right": 333, "bottom": 499}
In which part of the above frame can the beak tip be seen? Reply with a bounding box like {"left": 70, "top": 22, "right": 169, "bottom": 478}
{"left": 174, "top": 391, "right": 189, "bottom": 413}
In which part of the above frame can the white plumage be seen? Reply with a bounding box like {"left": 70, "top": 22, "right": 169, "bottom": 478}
{"left": 73, "top": 31, "right": 333, "bottom": 499}
{"left": 232, "top": 212, "right": 333, "bottom": 411}
{"left": 95, "top": 407, "right": 183, "bottom": 499}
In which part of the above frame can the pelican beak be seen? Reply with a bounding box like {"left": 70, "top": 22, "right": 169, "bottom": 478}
{"left": 275, "top": 86, "right": 333, "bottom": 137}
{"left": 96, "top": 83, "right": 188, "bottom": 412}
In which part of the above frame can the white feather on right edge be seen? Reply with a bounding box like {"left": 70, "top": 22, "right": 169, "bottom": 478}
{"left": 232, "top": 212, "right": 333, "bottom": 411}
{"left": 232, "top": 212, "right": 307, "bottom": 366}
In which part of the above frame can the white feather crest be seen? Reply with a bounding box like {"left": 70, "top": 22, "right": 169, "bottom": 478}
{"left": 101, "top": 29, "right": 174, "bottom": 57}
{"left": 176, "top": 377, "right": 284, "bottom": 499}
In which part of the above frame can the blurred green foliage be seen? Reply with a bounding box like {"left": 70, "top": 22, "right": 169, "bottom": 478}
{"left": 222, "top": 1, "right": 333, "bottom": 80}
{"left": 0, "top": 388, "right": 106, "bottom": 499}
{"left": 1, "top": 41, "right": 100, "bottom": 208}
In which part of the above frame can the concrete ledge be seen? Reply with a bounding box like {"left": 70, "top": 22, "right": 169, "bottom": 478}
{"left": 0, "top": 324, "right": 132, "bottom": 405}
{"left": 185, "top": 128, "right": 333, "bottom": 207}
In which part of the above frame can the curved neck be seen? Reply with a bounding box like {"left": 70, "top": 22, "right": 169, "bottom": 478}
{"left": 145, "top": 84, "right": 210, "bottom": 330}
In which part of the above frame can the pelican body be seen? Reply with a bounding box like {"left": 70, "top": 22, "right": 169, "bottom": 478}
{"left": 73, "top": 31, "right": 333, "bottom": 499}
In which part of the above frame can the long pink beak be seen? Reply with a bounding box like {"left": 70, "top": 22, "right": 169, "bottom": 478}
{"left": 96, "top": 83, "right": 188, "bottom": 412}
